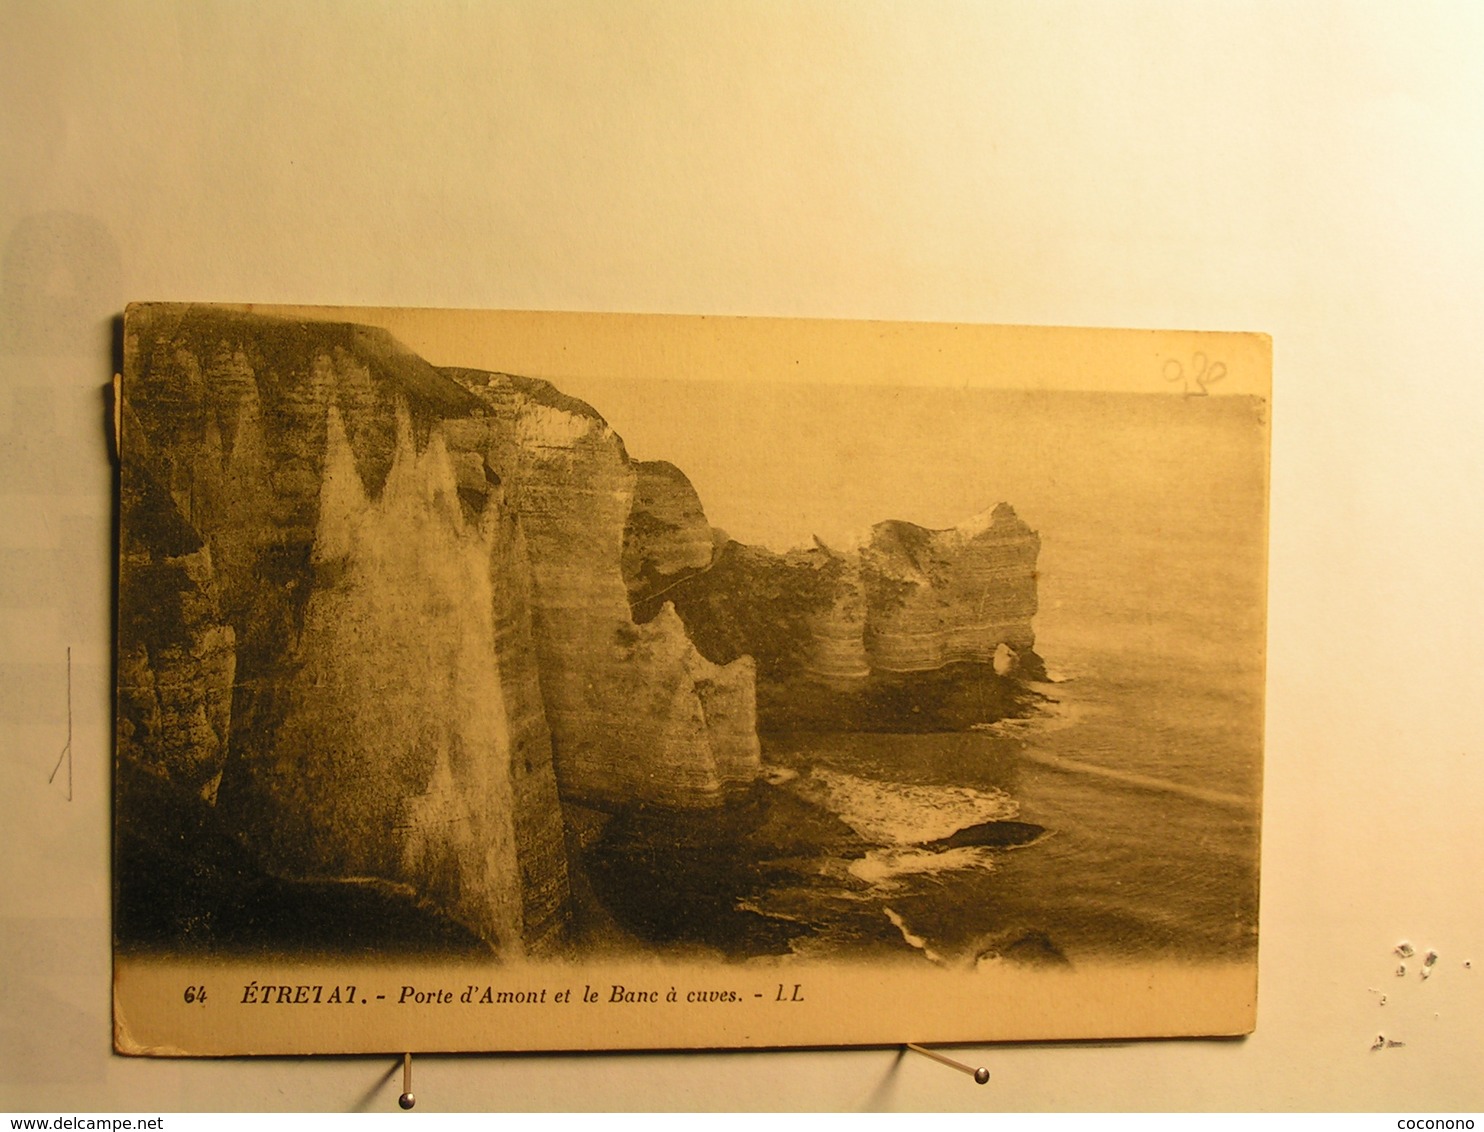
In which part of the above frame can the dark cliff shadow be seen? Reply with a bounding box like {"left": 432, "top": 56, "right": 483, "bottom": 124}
{"left": 579, "top": 784, "right": 860, "bottom": 958}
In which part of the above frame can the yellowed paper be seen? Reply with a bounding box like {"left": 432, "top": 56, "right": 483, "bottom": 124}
{"left": 113, "top": 304, "right": 1269, "bottom": 1054}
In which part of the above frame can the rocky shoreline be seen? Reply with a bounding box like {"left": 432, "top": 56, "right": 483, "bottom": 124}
{"left": 116, "top": 305, "right": 1046, "bottom": 957}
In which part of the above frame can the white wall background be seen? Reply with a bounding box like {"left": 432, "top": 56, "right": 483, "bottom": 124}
{"left": 2, "top": 0, "right": 1482, "bottom": 1112}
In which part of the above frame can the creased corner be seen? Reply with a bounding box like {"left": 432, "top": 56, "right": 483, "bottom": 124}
{"left": 113, "top": 980, "right": 189, "bottom": 1058}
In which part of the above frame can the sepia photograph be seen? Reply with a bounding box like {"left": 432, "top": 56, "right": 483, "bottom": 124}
{"left": 112, "top": 304, "right": 1269, "bottom": 1054}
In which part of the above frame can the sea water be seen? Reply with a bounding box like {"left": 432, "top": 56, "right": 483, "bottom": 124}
{"left": 584, "top": 389, "right": 1267, "bottom": 965}
{"left": 746, "top": 391, "right": 1268, "bottom": 965}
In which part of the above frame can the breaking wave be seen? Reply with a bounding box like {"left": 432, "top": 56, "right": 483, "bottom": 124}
{"left": 850, "top": 845, "right": 998, "bottom": 889}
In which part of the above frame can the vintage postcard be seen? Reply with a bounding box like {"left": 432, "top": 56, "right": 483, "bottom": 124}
{"left": 113, "top": 305, "right": 1269, "bottom": 1055}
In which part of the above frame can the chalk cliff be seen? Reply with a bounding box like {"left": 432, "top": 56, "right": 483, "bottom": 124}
{"left": 117, "top": 306, "right": 759, "bottom": 955}
{"left": 119, "top": 308, "right": 568, "bottom": 954}
{"left": 621, "top": 460, "right": 716, "bottom": 586}
{"left": 116, "top": 407, "right": 236, "bottom": 805}
{"left": 117, "top": 305, "right": 1040, "bottom": 956}
{"left": 855, "top": 505, "right": 1042, "bottom": 678}
{"left": 623, "top": 468, "right": 1044, "bottom": 729}
{"left": 444, "top": 370, "right": 760, "bottom": 811}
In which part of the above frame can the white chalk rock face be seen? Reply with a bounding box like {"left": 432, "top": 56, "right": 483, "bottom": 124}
{"left": 860, "top": 505, "right": 1041, "bottom": 673}
{"left": 119, "top": 309, "right": 575, "bottom": 955}
{"left": 455, "top": 371, "right": 762, "bottom": 810}
{"left": 117, "top": 305, "right": 1043, "bottom": 959}
{"left": 265, "top": 405, "right": 525, "bottom": 953}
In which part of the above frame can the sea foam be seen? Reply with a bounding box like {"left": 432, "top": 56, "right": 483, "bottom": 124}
{"left": 795, "top": 767, "right": 1018, "bottom": 845}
